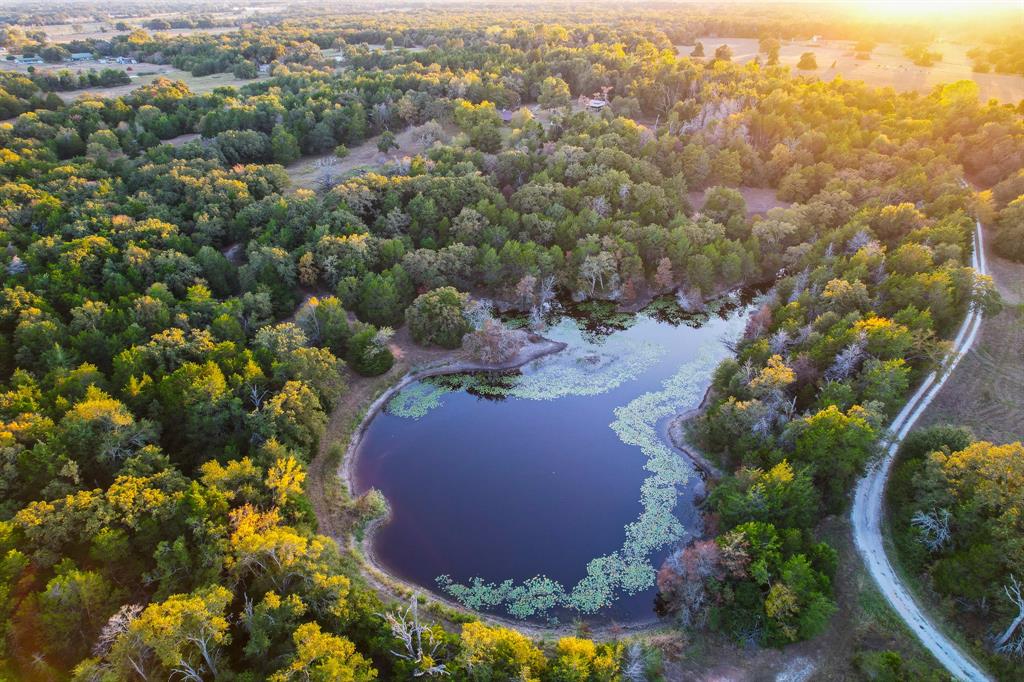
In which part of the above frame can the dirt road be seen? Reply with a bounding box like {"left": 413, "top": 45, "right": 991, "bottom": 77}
{"left": 851, "top": 217, "right": 992, "bottom": 682}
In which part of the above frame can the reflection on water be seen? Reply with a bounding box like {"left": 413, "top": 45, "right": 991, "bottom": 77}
{"left": 354, "top": 291, "right": 760, "bottom": 623}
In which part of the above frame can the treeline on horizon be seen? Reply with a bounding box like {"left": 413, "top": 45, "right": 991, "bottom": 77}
{"left": 2, "top": 2, "right": 1024, "bottom": 75}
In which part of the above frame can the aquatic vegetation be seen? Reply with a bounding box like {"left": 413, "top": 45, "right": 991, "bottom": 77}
{"left": 508, "top": 338, "right": 663, "bottom": 401}
{"left": 433, "top": 309, "right": 749, "bottom": 619}
{"left": 386, "top": 380, "right": 451, "bottom": 419}
{"left": 436, "top": 575, "right": 568, "bottom": 619}
{"left": 568, "top": 300, "right": 639, "bottom": 340}
{"left": 387, "top": 316, "right": 665, "bottom": 418}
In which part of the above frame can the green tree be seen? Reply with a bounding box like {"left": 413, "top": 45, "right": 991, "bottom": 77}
{"left": 296, "top": 296, "right": 352, "bottom": 356}
{"left": 797, "top": 52, "right": 818, "bottom": 70}
{"left": 406, "top": 287, "right": 471, "bottom": 349}
{"left": 262, "top": 380, "right": 326, "bottom": 453}
{"left": 270, "top": 622, "right": 376, "bottom": 681}
{"left": 711, "top": 460, "right": 820, "bottom": 531}
{"left": 377, "top": 130, "right": 398, "bottom": 154}
{"left": 759, "top": 37, "right": 781, "bottom": 65}
{"left": 39, "top": 562, "right": 124, "bottom": 663}
{"left": 538, "top": 76, "right": 571, "bottom": 109}
{"left": 124, "top": 586, "right": 233, "bottom": 680}
{"left": 459, "top": 622, "right": 546, "bottom": 680}
{"left": 355, "top": 271, "right": 405, "bottom": 327}
{"left": 347, "top": 325, "right": 395, "bottom": 376}
{"left": 792, "top": 405, "right": 877, "bottom": 511}
{"left": 271, "top": 125, "right": 301, "bottom": 165}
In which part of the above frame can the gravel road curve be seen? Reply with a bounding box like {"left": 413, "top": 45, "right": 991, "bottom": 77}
{"left": 851, "top": 216, "right": 992, "bottom": 682}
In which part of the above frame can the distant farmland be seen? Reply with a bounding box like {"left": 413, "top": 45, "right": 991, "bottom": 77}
{"left": 680, "top": 37, "right": 1024, "bottom": 104}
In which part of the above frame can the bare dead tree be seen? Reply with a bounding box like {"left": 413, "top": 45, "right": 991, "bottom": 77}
{"left": 995, "top": 575, "right": 1024, "bottom": 657}
{"left": 846, "top": 229, "right": 873, "bottom": 254}
{"left": 94, "top": 604, "right": 144, "bottom": 657}
{"left": 315, "top": 156, "right": 338, "bottom": 193}
{"left": 824, "top": 333, "right": 867, "bottom": 381}
{"left": 248, "top": 383, "right": 269, "bottom": 409}
{"left": 92, "top": 604, "right": 150, "bottom": 679}
{"left": 378, "top": 595, "right": 449, "bottom": 676}
{"left": 769, "top": 329, "right": 792, "bottom": 355}
{"left": 170, "top": 660, "right": 205, "bottom": 682}
{"left": 538, "top": 275, "right": 556, "bottom": 313}
{"left": 910, "top": 508, "right": 952, "bottom": 552}
{"left": 787, "top": 268, "right": 810, "bottom": 304}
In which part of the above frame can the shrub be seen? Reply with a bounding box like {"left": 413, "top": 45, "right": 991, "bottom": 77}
{"left": 347, "top": 325, "right": 395, "bottom": 376}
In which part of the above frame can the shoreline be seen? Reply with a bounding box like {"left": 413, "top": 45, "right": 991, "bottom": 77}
{"left": 339, "top": 333, "right": 567, "bottom": 496}
{"left": 329, "top": 288, "right": 762, "bottom": 636}
{"left": 666, "top": 386, "right": 725, "bottom": 482}
{"left": 334, "top": 333, "right": 665, "bottom": 639}
{"left": 337, "top": 330, "right": 732, "bottom": 636}
{"left": 338, "top": 332, "right": 674, "bottom": 638}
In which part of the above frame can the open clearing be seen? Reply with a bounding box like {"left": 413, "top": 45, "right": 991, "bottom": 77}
{"left": 679, "top": 38, "right": 1024, "bottom": 104}
{"left": 0, "top": 60, "right": 270, "bottom": 100}
{"left": 688, "top": 186, "right": 789, "bottom": 217}
{"left": 915, "top": 228, "right": 1024, "bottom": 444}
{"left": 13, "top": 12, "right": 247, "bottom": 44}
{"left": 285, "top": 127, "right": 431, "bottom": 190}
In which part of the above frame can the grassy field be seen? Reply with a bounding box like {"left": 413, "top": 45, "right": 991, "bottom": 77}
{"left": 285, "top": 127, "right": 432, "bottom": 190}
{"left": 915, "top": 228, "right": 1024, "bottom": 444}
{"left": 679, "top": 37, "right": 1024, "bottom": 104}
{"left": 688, "top": 186, "right": 789, "bottom": 218}
{"left": 14, "top": 12, "right": 247, "bottom": 44}
{"left": 0, "top": 59, "right": 270, "bottom": 100}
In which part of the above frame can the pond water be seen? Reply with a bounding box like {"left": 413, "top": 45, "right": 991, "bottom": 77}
{"left": 353, "top": 292, "right": 760, "bottom": 624}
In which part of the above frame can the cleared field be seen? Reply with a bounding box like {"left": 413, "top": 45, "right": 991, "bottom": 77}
{"left": 915, "top": 228, "right": 1024, "bottom": 445}
{"left": 163, "top": 132, "right": 201, "bottom": 147}
{"left": 679, "top": 37, "right": 1024, "bottom": 104}
{"left": 16, "top": 12, "right": 246, "bottom": 44}
{"left": 286, "top": 127, "right": 431, "bottom": 190}
{"left": 0, "top": 60, "right": 269, "bottom": 100}
{"left": 688, "top": 186, "right": 789, "bottom": 217}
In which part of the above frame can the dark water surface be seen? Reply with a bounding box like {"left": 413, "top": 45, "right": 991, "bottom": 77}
{"left": 353, "top": 294, "right": 758, "bottom": 623}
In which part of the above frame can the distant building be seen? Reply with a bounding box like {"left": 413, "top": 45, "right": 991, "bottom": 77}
{"left": 15, "top": 56, "right": 44, "bottom": 65}
{"left": 115, "top": 56, "right": 137, "bottom": 65}
{"left": 69, "top": 52, "right": 93, "bottom": 62}
{"left": 586, "top": 98, "right": 609, "bottom": 113}
{"left": 258, "top": 63, "right": 271, "bottom": 74}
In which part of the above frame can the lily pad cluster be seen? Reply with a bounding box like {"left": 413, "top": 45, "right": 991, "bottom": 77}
{"left": 431, "top": 311, "right": 748, "bottom": 619}
{"left": 386, "top": 317, "right": 664, "bottom": 418}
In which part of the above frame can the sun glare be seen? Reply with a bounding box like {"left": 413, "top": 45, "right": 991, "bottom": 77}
{"left": 846, "top": 0, "right": 1022, "bottom": 21}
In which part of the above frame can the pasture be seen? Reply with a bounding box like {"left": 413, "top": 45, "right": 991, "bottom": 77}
{"left": 680, "top": 37, "right": 1024, "bottom": 103}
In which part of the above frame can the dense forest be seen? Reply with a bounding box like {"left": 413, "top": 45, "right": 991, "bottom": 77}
{"left": 0, "top": 4, "right": 1021, "bottom": 681}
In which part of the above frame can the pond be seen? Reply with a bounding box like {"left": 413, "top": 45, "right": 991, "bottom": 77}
{"left": 352, "top": 292, "right": 761, "bottom": 624}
